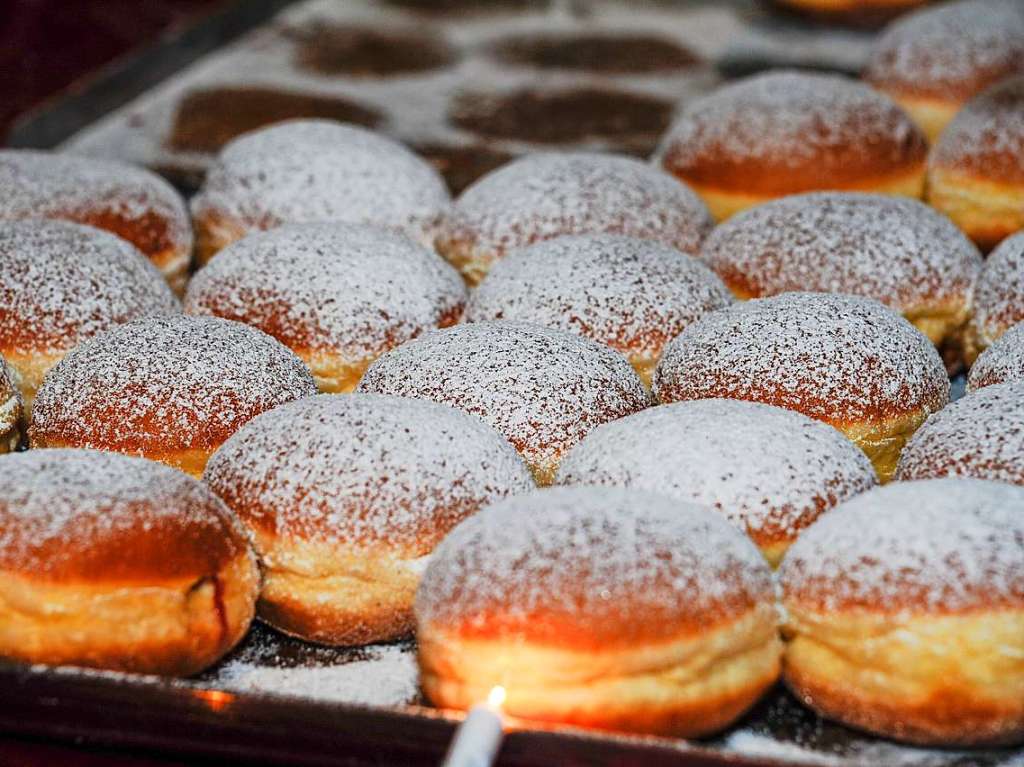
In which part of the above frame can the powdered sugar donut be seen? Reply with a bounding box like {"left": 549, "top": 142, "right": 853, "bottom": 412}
{"left": 656, "top": 71, "right": 927, "bottom": 221}
{"left": 0, "top": 449, "right": 258, "bottom": 676}
{"left": 699, "top": 192, "right": 981, "bottom": 353}
{"left": 780, "top": 478, "right": 1024, "bottom": 745}
{"left": 896, "top": 381, "right": 1024, "bottom": 486}
{"left": 557, "top": 400, "right": 877, "bottom": 566}
{"left": 0, "top": 357, "right": 21, "bottom": 453}
{"left": 969, "top": 321, "right": 1024, "bottom": 390}
{"left": 965, "top": 232, "right": 1024, "bottom": 363}
{"left": 928, "top": 76, "right": 1024, "bottom": 252}
{"left": 30, "top": 315, "right": 317, "bottom": 477}
{"left": 185, "top": 223, "right": 465, "bottom": 393}
{"left": 0, "top": 150, "right": 193, "bottom": 292}
{"left": 416, "top": 486, "right": 781, "bottom": 737}
{"left": 465, "top": 234, "right": 732, "bottom": 385}
{"left": 357, "top": 322, "right": 651, "bottom": 484}
{"left": 0, "top": 220, "right": 180, "bottom": 411}
{"left": 653, "top": 292, "right": 949, "bottom": 481}
{"left": 435, "top": 152, "right": 713, "bottom": 285}
{"left": 191, "top": 120, "right": 450, "bottom": 263}
{"left": 864, "top": 0, "right": 1024, "bottom": 142}
{"left": 204, "top": 393, "right": 533, "bottom": 646}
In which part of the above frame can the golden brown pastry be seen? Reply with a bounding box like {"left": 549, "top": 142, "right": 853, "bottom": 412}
{"left": 652, "top": 292, "right": 949, "bottom": 481}
{"left": 0, "top": 448, "right": 258, "bottom": 676}
{"left": 204, "top": 393, "right": 534, "bottom": 646}
{"left": 966, "top": 232, "right": 1024, "bottom": 363}
{"left": 0, "top": 357, "right": 21, "bottom": 453}
{"left": 416, "top": 486, "right": 782, "bottom": 737}
{"left": 968, "top": 321, "right": 1024, "bottom": 391}
{"left": 30, "top": 315, "right": 317, "bottom": 478}
{"left": 780, "top": 478, "right": 1024, "bottom": 746}
{"left": 768, "top": 0, "right": 931, "bottom": 27}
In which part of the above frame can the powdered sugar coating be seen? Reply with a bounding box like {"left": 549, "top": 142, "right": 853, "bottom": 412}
{"left": 864, "top": 0, "right": 1024, "bottom": 100}
{"left": 657, "top": 70, "right": 924, "bottom": 186}
{"left": 969, "top": 232, "right": 1024, "bottom": 345}
{"left": 931, "top": 75, "right": 1024, "bottom": 185}
{"left": 31, "top": 315, "right": 317, "bottom": 453}
{"left": 699, "top": 192, "right": 981, "bottom": 314}
{"left": 357, "top": 321, "right": 651, "bottom": 472}
{"left": 466, "top": 234, "right": 732, "bottom": 359}
{"left": 780, "top": 478, "right": 1024, "bottom": 613}
{"left": 557, "top": 400, "right": 876, "bottom": 547}
{"left": 191, "top": 120, "right": 450, "bottom": 246}
{"left": 439, "top": 152, "right": 713, "bottom": 260}
{"left": 0, "top": 220, "right": 180, "bottom": 354}
{"left": 969, "top": 321, "right": 1024, "bottom": 390}
{"left": 0, "top": 149, "right": 192, "bottom": 261}
{"left": 896, "top": 382, "right": 1024, "bottom": 486}
{"left": 0, "top": 448, "right": 249, "bottom": 580}
{"left": 203, "top": 393, "right": 534, "bottom": 554}
{"left": 0, "top": 357, "right": 21, "bottom": 437}
{"left": 185, "top": 223, "right": 465, "bottom": 358}
{"left": 653, "top": 292, "right": 949, "bottom": 423}
{"left": 416, "top": 486, "right": 774, "bottom": 645}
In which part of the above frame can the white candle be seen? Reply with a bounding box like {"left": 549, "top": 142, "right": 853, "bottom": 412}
{"left": 442, "top": 686, "right": 506, "bottom": 767}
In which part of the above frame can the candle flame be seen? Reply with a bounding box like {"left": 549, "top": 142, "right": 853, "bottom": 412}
{"left": 487, "top": 685, "right": 506, "bottom": 709}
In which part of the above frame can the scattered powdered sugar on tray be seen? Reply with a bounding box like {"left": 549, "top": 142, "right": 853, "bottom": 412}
{"left": 185, "top": 223, "right": 465, "bottom": 357}
{"left": 653, "top": 292, "right": 950, "bottom": 423}
{"left": 699, "top": 192, "right": 981, "bottom": 312}
{"left": 971, "top": 232, "right": 1024, "bottom": 342}
{"left": 357, "top": 321, "right": 651, "bottom": 469}
{"left": 191, "top": 120, "right": 450, "bottom": 246}
{"left": 969, "top": 322, "right": 1024, "bottom": 391}
{"left": 440, "top": 152, "right": 713, "bottom": 260}
{"left": 556, "top": 399, "right": 877, "bottom": 544}
{"left": 0, "top": 220, "right": 180, "bottom": 355}
{"left": 465, "top": 234, "right": 732, "bottom": 358}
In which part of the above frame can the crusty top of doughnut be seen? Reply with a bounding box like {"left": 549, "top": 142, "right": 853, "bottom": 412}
{"left": 465, "top": 234, "right": 732, "bottom": 358}
{"left": 700, "top": 192, "right": 981, "bottom": 312}
{"left": 657, "top": 71, "right": 926, "bottom": 195}
{"left": 0, "top": 357, "right": 20, "bottom": 433}
{"left": 185, "top": 223, "right": 465, "bottom": 358}
{"left": 0, "top": 220, "right": 180, "bottom": 355}
{"left": 191, "top": 120, "right": 450, "bottom": 243}
{"left": 557, "top": 400, "right": 877, "bottom": 546}
{"left": 780, "top": 478, "right": 1024, "bottom": 613}
{"left": 930, "top": 76, "right": 1024, "bottom": 185}
{"left": 969, "top": 321, "right": 1024, "bottom": 390}
{"left": 0, "top": 149, "right": 192, "bottom": 259}
{"left": 357, "top": 322, "right": 651, "bottom": 466}
{"left": 653, "top": 292, "right": 949, "bottom": 423}
{"left": 204, "top": 394, "right": 533, "bottom": 557}
{"left": 31, "top": 315, "right": 317, "bottom": 453}
{"left": 864, "top": 0, "right": 1024, "bottom": 101}
{"left": 971, "top": 232, "right": 1024, "bottom": 343}
{"left": 416, "top": 486, "right": 773, "bottom": 648}
{"left": 439, "top": 152, "right": 713, "bottom": 259}
{"left": 0, "top": 449, "right": 250, "bottom": 584}
{"left": 896, "top": 382, "right": 1024, "bottom": 486}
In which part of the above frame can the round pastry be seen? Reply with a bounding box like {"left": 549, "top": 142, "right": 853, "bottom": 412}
{"left": 30, "top": 315, "right": 317, "bottom": 478}
{"left": 465, "top": 234, "right": 732, "bottom": 386}
{"left": 863, "top": 0, "right": 1024, "bottom": 142}
{"left": 767, "top": 0, "right": 930, "bottom": 28}
{"left": 356, "top": 321, "right": 651, "bottom": 484}
{"left": 557, "top": 400, "right": 877, "bottom": 566}
{"left": 652, "top": 292, "right": 949, "bottom": 482}
{"left": 966, "top": 232, "right": 1024, "bottom": 363}
{"left": 0, "top": 449, "right": 258, "bottom": 676}
{"left": 895, "top": 381, "right": 1024, "bottom": 486}
{"left": 699, "top": 192, "right": 982, "bottom": 354}
{"left": 0, "top": 357, "right": 22, "bottom": 453}
{"left": 0, "top": 220, "right": 180, "bottom": 411}
{"left": 655, "top": 71, "right": 927, "bottom": 221}
{"left": 968, "top": 321, "right": 1024, "bottom": 390}
{"left": 204, "top": 393, "right": 534, "bottom": 646}
{"left": 416, "top": 485, "right": 781, "bottom": 736}
{"left": 435, "top": 151, "right": 713, "bottom": 285}
{"left": 191, "top": 119, "right": 450, "bottom": 264}
{"left": 0, "top": 150, "right": 193, "bottom": 292}
{"left": 927, "top": 76, "right": 1024, "bottom": 252}
{"left": 780, "top": 478, "right": 1024, "bottom": 746}
{"left": 184, "top": 223, "right": 465, "bottom": 393}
